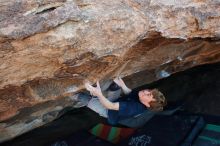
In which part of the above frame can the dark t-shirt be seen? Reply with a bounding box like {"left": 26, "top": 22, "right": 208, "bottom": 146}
{"left": 107, "top": 90, "right": 148, "bottom": 125}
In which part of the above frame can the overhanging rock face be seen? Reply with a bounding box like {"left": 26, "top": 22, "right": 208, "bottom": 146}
{"left": 0, "top": 0, "right": 220, "bottom": 142}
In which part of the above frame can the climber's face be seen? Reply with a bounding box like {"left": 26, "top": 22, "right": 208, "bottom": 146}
{"left": 138, "top": 89, "right": 155, "bottom": 106}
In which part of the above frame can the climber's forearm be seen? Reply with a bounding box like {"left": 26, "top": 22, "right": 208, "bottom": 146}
{"left": 98, "top": 94, "right": 119, "bottom": 110}
{"left": 113, "top": 77, "right": 132, "bottom": 95}
{"left": 121, "top": 84, "right": 132, "bottom": 95}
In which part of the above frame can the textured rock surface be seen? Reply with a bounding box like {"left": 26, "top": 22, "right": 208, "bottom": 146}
{"left": 0, "top": 0, "right": 220, "bottom": 143}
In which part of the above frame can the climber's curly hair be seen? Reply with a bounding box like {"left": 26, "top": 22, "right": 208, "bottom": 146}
{"left": 148, "top": 89, "right": 167, "bottom": 112}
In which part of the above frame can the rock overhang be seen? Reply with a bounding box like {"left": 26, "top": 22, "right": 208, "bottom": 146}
{"left": 0, "top": 0, "right": 220, "bottom": 143}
